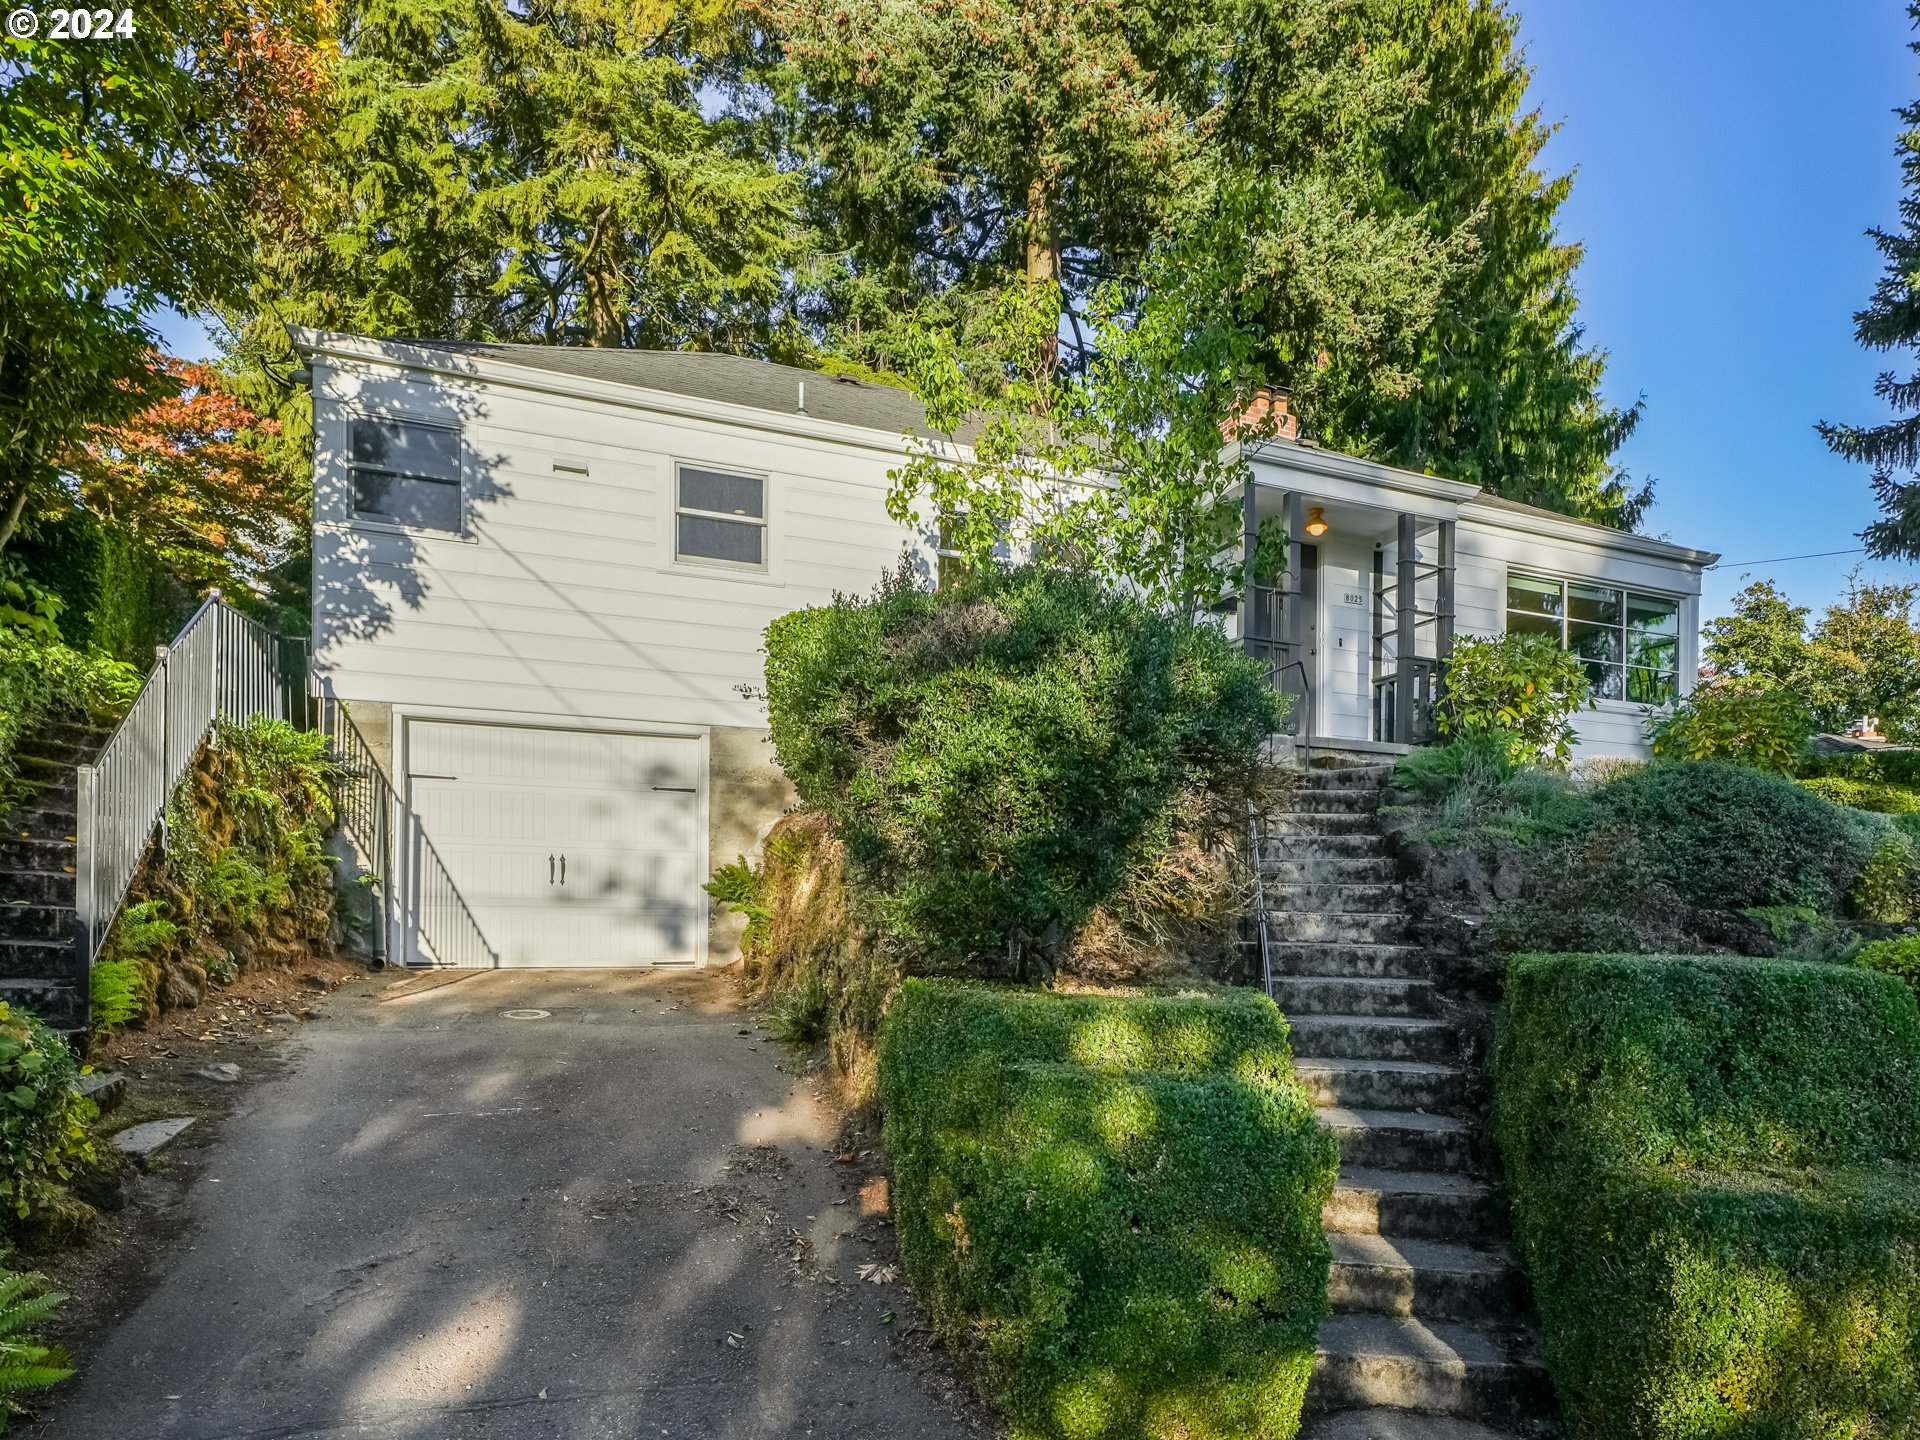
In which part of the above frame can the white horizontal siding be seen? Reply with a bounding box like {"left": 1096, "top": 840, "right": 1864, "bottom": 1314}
{"left": 312, "top": 361, "right": 932, "bottom": 731}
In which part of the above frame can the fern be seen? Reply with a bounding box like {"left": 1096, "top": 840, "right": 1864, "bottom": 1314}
{"left": 0, "top": 1271, "right": 71, "bottom": 1425}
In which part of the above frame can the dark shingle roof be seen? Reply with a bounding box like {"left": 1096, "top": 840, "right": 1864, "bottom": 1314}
{"left": 407, "top": 341, "right": 935, "bottom": 438}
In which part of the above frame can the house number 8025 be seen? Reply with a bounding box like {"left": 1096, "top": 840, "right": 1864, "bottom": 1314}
{"left": 47, "top": 8, "right": 136, "bottom": 36}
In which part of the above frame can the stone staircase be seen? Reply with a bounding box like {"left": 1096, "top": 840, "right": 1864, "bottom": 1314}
{"left": 1261, "top": 762, "right": 1555, "bottom": 1437}
{"left": 0, "top": 715, "right": 114, "bottom": 1037}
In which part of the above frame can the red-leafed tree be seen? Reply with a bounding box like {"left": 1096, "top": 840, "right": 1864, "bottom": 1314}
{"left": 60, "top": 357, "right": 308, "bottom": 597}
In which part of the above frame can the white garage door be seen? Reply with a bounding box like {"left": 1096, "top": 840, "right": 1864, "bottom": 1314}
{"left": 404, "top": 721, "right": 704, "bottom": 968}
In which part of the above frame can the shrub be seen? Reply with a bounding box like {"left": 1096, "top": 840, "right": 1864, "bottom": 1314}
{"left": 0, "top": 632, "right": 138, "bottom": 805}
{"left": 1588, "top": 760, "right": 1875, "bottom": 912}
{"left": 0, "top": 1004, "right": 95, "bottom": 1231}
{"left": 92, "top": 717, "right": 342, "bottom": 1029}
{"left": 1394, "top": 733, "right": 1588, "bottom": 845}
{"left": 1497, "top": 953, "right": 1920, "bottom": 1439}
{"left": 1435, "top": 633, "right": 1593, "bottom": 767}
{"left": 0, "top": 1270, "right": 71, "bottom": 1429}
{"left": 1797, "top": 746, "right": 1920, "bottom": 789}
{"left": 1854, "top": 833, "right": 1919, "bottom": 924}
{"left": 1799, "top": 773, "right": 1920, "bottom": 813}
{"left": 1646, "top": 679, "right": 1814, "bottom": 773}
{"left": 880, "top": 980, "right": 1338, "bottom": 1440}
{"left": 1861, "top": 934, "right": 1920, "bottom": 994}
{"left": 764, "top": 563, "right": 1283, "bottom": 973}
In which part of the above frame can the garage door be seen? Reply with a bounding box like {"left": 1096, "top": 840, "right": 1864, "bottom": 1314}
{"left": 404, "top": 721, "right": 704, "bottom": 968}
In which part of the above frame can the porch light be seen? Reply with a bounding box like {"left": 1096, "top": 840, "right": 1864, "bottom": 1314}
{"left": 1305, "top": 506, "right": 1329, "bottom": 537}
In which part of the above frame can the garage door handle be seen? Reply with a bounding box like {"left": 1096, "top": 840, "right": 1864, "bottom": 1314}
{"left": 549, "top": 854, "right": 555, "bottom": 885}
{"left": 559, "top": 854, "right": 566, "bottom": 885}
{"left": 412, "top": 773, "right": 458, "bottom": 781}
{"left": 652, "top": 785, "right": 697, "bottom": 793}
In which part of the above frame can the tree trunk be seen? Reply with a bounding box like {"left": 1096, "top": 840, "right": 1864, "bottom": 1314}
{"left": 1025, "top": 173, "right": 1061, "bottom": 378}
{"left": 583, "top": 199, "right": 622, "bottom": 348}
{"left": 0, "top": 485, "right": 29, "bottom": 556}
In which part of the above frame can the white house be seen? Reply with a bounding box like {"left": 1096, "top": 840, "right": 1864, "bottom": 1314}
{"left": 292, "top": 331, "right": 1719, "bottom": 970}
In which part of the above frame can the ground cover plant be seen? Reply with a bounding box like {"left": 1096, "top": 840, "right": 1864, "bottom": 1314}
{"left": 90, "top": 716, "right": 341, "bottom": 1032}
{"left": 1497, "top": 952, "right": 1920, "bottom": 1438}
{"left": 0, "top": 1270, "right": 70, "bottom": 1432}
{"left": 879, "top": 979, "right": 1338, "bottom": 1440}
{"left": 764, "top": 562, "right": 1282, "bottom": 977}
{"left": 1434, "top": 633, "right": 1594, "bottom": 767}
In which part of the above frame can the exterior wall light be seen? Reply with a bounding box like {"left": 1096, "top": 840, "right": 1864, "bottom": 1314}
{"left": 1305, "top": 506, "right": 1329, "bottom": 537}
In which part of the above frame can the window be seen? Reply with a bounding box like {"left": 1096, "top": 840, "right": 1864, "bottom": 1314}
{"left": 675, "top": 465, "right": 766, "bottom": 568}
{"left": 934, "top": 512, "right": 1011, "bottom": 588}
{"left": 1505, "top": 571, "right": 1680, "bottom": 703}
{"left": 349, "top": 419, "right": 462, "bottom": 533}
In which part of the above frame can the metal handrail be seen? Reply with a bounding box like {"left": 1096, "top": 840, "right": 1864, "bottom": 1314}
{"left": 1248, "top": 802, "right": 1276, "bottom": 998}
{"left": 75, "top": 595, "right": 307, "bottom": 978}
{"left": 317, "top": 696, "right": 497, "bottom": 970}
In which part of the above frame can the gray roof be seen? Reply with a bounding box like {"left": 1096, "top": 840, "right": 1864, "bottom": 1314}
{"left": 406, "top": 340, "right": 936, "bottom": 438}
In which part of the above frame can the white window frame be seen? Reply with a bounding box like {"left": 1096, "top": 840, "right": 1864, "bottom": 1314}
{"left": 672, "top": 462, "right": 770, "bottom": 573}
{"left": 1503, "top": 568, "right": 1683, "bottom": 706}
{"left": 344, "top": 413, "right": 466, "bottom": 538}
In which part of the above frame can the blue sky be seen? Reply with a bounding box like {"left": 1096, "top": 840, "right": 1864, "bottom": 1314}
{"left": 154, "top": 1, "right": 1920, "bottom": 628}
{"left": 1518, "top": 0, "right": 1920, "bottom": 624}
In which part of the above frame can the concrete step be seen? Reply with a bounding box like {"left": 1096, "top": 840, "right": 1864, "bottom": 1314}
{"left": 1310, "top": 1315, "right": 1552, "bottom": 1424}
{"left": 1272, "top": 942, "right": 1424, "bottom": 979}
{"left": 3, "top": 807, "right": 77, "bottom": 839}
{"left": 0, "top": 836, "right": 73, "bottom": 872}
{"left": 0, "top": 871, "right": 77, "bottom": 906}
{"left": 1329, "top": 1234, "right": 1528, "bottom": 1320}
{"left": 1268, "top": 833, "right": 1391, "bottom": 859}
{"left": 31, "top": 719, "right": 113, "bottom": 753}
{"left": 0, "top": 937, "right": 77, "bottom": 982}
{"left": 16, "top": 739, "right": 98, "bottom": 768}
{"left": 1325, "top": 1167, "right": 1506, "bottom": 1243}
{"left": 1289, "top": 1014, "right": 1457, "bottom": 1062}
{"left": 1265, "top": 911, "right": 1408, "bottom": 945}
{"left": 11, "top": 754, "right": 75, "bottom": 784}
{"left": 0, "top": 978, "right": 81, "bottom": 1028}
{"left": 1274, "top": 976, "right": 1437, "bottom": 1018}
{"left": 1297, "top": 1058, "right": 1464, "bottom": 1111}
{"left": 1282, "top": 789, "right": 1383, "bottom": 815}
{"left": 1320, "top": 1106, "right": 1476, "bottom": 1171}
{"left": 1298, "top": 764, "right": 1395, "bottom": 788}
{"left": 0, "top": 902, "right": 75, "bottom": 942}
{"left": 1301, "top": 1411, "right": 1538, "bottom": 1440}
{"left": 1266, "top": 858, "right": 1398, "bottom": 884}
{"left": 1261, "top": 882, "right": 1405, "bottom": 915}
{"left": 1266, "top": 811, "right": 1381, "bottom": 837}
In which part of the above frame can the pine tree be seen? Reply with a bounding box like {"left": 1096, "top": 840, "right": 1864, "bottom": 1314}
{"left": 1818, "top": 2, "right": 1920, "bottom": 561}
{"left": 261, "top": 0, "right": 798, "bottom": 351}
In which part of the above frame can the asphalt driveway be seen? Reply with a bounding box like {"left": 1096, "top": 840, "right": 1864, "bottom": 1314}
{"left": 42, "top": 970, "right": 984, "bottom": 1440}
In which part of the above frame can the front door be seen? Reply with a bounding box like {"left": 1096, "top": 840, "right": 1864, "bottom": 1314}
{"left": 404, "top": 721, "right": 704, "bottom": 968}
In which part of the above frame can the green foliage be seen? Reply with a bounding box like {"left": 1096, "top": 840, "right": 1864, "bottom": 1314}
{"left": 1799, "top": 773, "right": 1920, "bottom": 813}
{"left": 1435, "top": 633, "right": 1594, "bottom": 767}
{"left": 11, "top": 509, "right": 189, "bottom": 666}
{"left": 1647, "top": 680, "right": 1813, "bottom": 773}
{"left": 764, "top": 564, "right": 1283, "bottom": 973}
{"left": 0, "top": 1004, "right": 95, "bottom": 1229}
{"left": 1820, "top": 7, "right": 1920, "bottom": 562}
{"left": 93, "top": 718, "right": 342, "bottom": 1032}
{"left": 879, "top": 979, "right": 1338, "bottom": 1440}
{"left": 1497, "top": 953, "right": 1920, "bottom": 1438}
{"left": 1392, "top": 734, "right": 1586, "bottom": 846}
{"left": 1860, "top": 934, "right": 1920, "bottom": 994}
{"left": 0, "top": 1270, "right": 72, "bottom": 1428}
{"left": 703, "top": 857, "right": 773, "bottom": 957}
{"left": 1855, "top": 834, "right": 1920, "bottom": 924}
{"left": 1589, "top": 761, "right": 1875, "bottom": 914}
{"left": 0, "top": 633, "right": 139, "bottom": 806}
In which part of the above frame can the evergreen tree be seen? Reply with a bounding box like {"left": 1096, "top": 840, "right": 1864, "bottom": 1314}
{"left": 261, "top": 0, "right": 798, "bottom": 350}
{"left": 1818, "top": 1, "right": 1920, "bottom": 562}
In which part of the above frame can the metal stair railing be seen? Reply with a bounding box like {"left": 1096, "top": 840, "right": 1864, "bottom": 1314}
{"left": 75, "top": 594, "right": 308, "bottom": 976}
{"left": 1248, "top": 802, "right": 1276, "bottom": 998}
{"left": 316, "top": 696, "right": 497, "bottom": 970}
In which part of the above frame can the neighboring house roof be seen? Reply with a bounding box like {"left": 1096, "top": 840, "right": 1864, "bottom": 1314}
{"left": 397, "top": 339, "right": 939, "bottom": 438}
{"left": 1807, "top": 732, "right": 1918, "bottom": 756}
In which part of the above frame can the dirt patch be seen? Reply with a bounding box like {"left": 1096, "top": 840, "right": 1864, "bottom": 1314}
{"left": 19, "top": 954, "right": 379, "bottom": 1397}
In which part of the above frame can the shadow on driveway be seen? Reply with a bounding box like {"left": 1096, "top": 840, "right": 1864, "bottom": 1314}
{"left": 40, "top": 970, "right": 989, "bottom": 1440}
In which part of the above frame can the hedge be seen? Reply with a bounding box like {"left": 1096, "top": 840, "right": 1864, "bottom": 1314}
{"left": 1497, "top": 953, "right": 1920, "bottom": 1438}
{"left": 879, "top": 981, "right": 1338, "bottom": 1440}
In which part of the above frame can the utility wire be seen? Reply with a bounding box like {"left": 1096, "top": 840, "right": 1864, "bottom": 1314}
{"left": 1707, "top": 546, "right": 1870, "bottom": 571}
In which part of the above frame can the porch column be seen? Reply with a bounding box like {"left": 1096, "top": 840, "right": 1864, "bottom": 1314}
{"left": 1437, "top": 519, "right": 1457, "bottom": 659}
{"left": 1241, "top": 480, "right": 1262, "bottom": 649}
{"left": 1285, "top": 491, "right": 1307, "bottom": 737}
{"left": 1395, "top": 512, "right": 1417, "bottom": 745}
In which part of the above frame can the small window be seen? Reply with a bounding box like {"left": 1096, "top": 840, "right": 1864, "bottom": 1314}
{"left": 675, "top": 465, "right": 767, "bottom": 568}
{"left": 934, "top": 511, "right": 1011, "bottom": 588}
{"left": 1506, "top": 571, "right": 1680, "bottom": 704}
{"left": 349, "top": 419, "right": 462, "bottom": 533}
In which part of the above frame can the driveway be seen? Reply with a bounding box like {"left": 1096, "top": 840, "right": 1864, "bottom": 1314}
{"left": 42, "top": 970, "right": 986, "bottom": 1440}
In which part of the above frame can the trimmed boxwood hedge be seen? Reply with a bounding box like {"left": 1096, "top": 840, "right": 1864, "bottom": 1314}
{"left": 1496, "top": 953, "right": 1920, "bottom": 1438}
{"left": 879, "top": 981, "right": 1338, "bottom": 1440}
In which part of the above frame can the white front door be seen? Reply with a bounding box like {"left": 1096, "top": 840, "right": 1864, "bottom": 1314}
{"left": 403, "top": 721, "right": 704, "bottom": 968}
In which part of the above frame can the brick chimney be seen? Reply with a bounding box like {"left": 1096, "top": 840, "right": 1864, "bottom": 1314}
{"left": 1222, "top": 387, "right": 1300, "bottom": 442}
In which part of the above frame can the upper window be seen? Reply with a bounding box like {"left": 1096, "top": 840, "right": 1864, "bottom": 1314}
{"left": 1506, "top": 571, "right": 1680, "bottom": 704}
{"left": 349, "top": 419, "right": 462, "bottom": 533}
{"left": 675, "top": 465, "right": 766, "bottom": 569}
